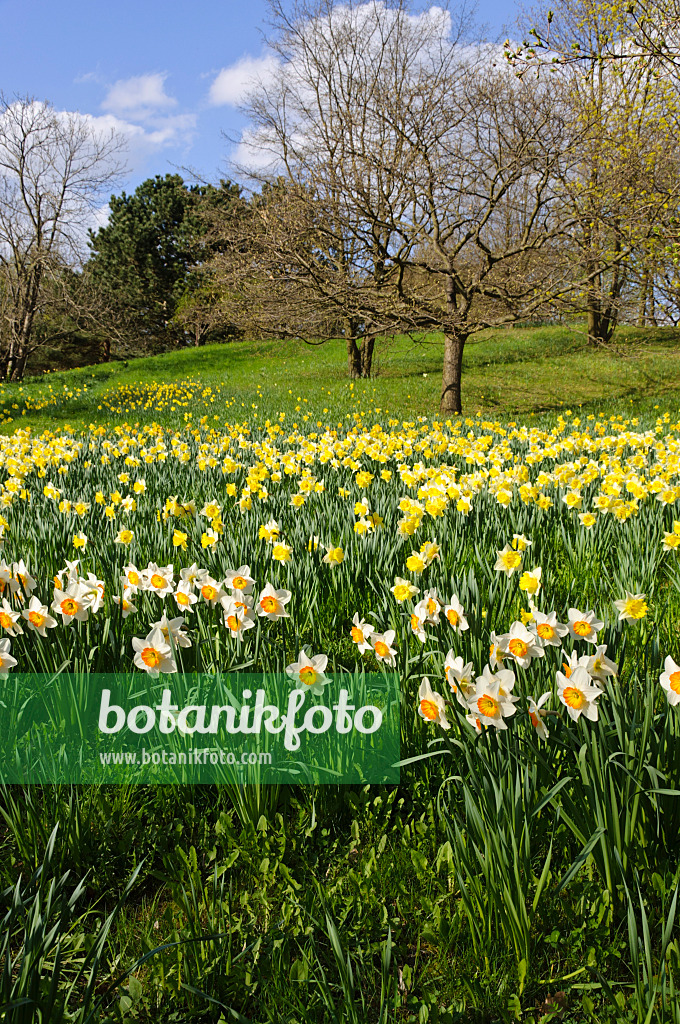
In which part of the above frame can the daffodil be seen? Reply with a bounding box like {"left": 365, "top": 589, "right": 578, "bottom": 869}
{"left": 613, "top": 591, "right": 648, "bottom": 622}
{"left": 443, "top": 594, "right": 468, "bottom": 632}
{"left": 518, "top": 567, "right": 542, "bottom": 596}
{"left": 0, "top": 637, "right": 17, "bottom": 678}
{"left": 173, "top": 581, "right": 198, "bottom": 613}
{"left": 527, "top": 692, "right": 551, "bottom": 740}
{"left": 660, "top": 655, "right": 680, "bottom": 706}
{"left": 585, "top": 644, "right": 618, "bottom": 683}
{"left": 21, "top": 597, "right": 58, "bottom": 637}
{"left": 567, "top": 607, "right": 604, "bottom": 645}
{"left": 222, "top": 596, "right": 257, "bottom": 637}
{"left": 494, "top": 544, "right": 523, "bottom": 576}
{"left": 150, "top": 613, "right": 192, "bottom": 649}
{"left": 51, "top": 583, "right": 91, "bottom": 624}
{"left": 198, "top": 576, "right": 225, "bottom": 607}
{"left": 530, "top": 610, "right": 568, "bottom": 647}
{"left": 132, "top": 627, "right": 177, "bottom": 676}
{"left": 556, "top": 666, "right": 603, "bottom": 721}
{"left": 224, "top": 566, "right": 255, "bottom": 593}
{"left": 256, "top": 583, "right": 291, "bottom": 620}
{"left": 143, "top": 563, "right": 175, "bottom": 598}
{"left": 418, "top": 677, "right": 450, "bottom": 729}
{"left": 444, "top": 652, "right": 475, "bottom": 708}
{"left": 115, "top": 527, "right": 134, "bottom": 545}
{"left": 73, "top": 531, "right": 87, "bottom": 550}
{"left": 500, "top": 621, "right": 544, "bottom": 669}
{"left": 122, "top": 563, "right": 143, "bottom": 592}
{"left": 468, "top": 666, "right": 519, "bottom": 730}
{"left": 272, "top": 542, "right": 292, "bottom": 563}
{"left": 391, "top": 577, "right": 419, "bottom": 601}
{"left": 0, "top": 598, "right": 22, "bottom": 636}
{"left": 371, "top": 630, "right": 397, "bottom": 667}
{"left": 350, "top": 613, "right": 374, "bottom": 653}
{"left": 323, "top": 545, "right": 344, "bottom": 567}
{"left": 113, "top": 589, "right": 137, "bottom": 619}
{"left": 415, "top": 589, "right": 441, "bottom": 625}
{"left": 286, "top": 650, "right": 329, "bottom": 695}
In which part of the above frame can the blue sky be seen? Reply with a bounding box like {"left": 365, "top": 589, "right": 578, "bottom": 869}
{"left": 0, "top": 0, "right": 517, "bottom": 196}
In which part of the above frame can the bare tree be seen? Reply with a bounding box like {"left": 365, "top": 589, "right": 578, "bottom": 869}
{"left": 0, "top": 94, "right": 125, "bottom": 379}
{"left": 226, "top": 0, "right": 602, "bottom": 412}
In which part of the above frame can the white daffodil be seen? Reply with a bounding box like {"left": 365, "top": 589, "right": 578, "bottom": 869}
{"left": 418, "top": 677, "right": 450, "bottom": 729}
{"left": 444, "top": 651, "right": 475, "bottom": 709}
{"left": 150, "top": 613, "right": 192, "bottom": 649}
{"left": 180, "top": 563, "right": 208, "bottom": 589}
{"left": 256, "top": 583, "right": 292, "bottom": 620}
{"left": 527, "top": 692, "right": 552, "bottom": 741}
{"left": 222, "top": 596, "right": 257, "bottom": 637}
{"left": 443, "top": 594, "right": 469, "bottom": 632}
{"left": 350, "top": 614, "right": 374, "bottom": 654}
{"left": 198, "top": 575, "right": 226, "bottom": 607}
{"left": 586, "top": 645, "right": 618, "bottom": 684}
{"left": 21, "top": 597, "right": 57, "bottom": 637}
{"left": 500, "top": 621, "right": 545, "bottom": 669}
{"left": 51, "top": 583, "right": 91, "bottom": 624}
{"left": 143, "top": 562, "right": 175, "bottom": 598}
{"left": 122, "top": 563, "right": 144, "bottom": 592}
{"left": 224, "top": 566, "right": 255, "bottom": 593}
{"left": 173, "top": 581, "right": 198, "bottom": 613}
{"left": 409, "top": 609, "right": 429, "bottom": 643}
{"left": 0, "top": 637, "right": 17, "bottom": 678}
{"left": 660, "top": 655, "right": 680, "bottom": 707}
{"left": 0, "top": 598, "right": 23, "bottom": 636}
{"left": 286, "top": 650, "right": 329, "bottom": 695}
{"left": 556, "top": 666, "right": 603, "bottom": 721}
{"left": 113, "top": 589, "right": 137, "bottom": 619}
{"left": 468, "top": 665, "right": 519, "bottom": 729}
{"left": 530, "top": 610, "right": 568, "bottom": 647}
{"left": 371, "top": 630, "right": 397, "bottom": 667}
{"left": 132, "top": 627, "right": 177, "bottom": 676}
{"left": 489, "top": 630, "right": 507, "bottom": 670}
{"left": 567, "top": 608, "right": 604, "bottom": 645}
{"left": 415, "top": 589, "right": 441, "bottom": 625}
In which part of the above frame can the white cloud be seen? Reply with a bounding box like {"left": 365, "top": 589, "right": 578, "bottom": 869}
{"left": 102, "top": 72, "right": 177, "bottom": 120}
{"left": 209, "top": 55, "right": 279, "bottom": 107}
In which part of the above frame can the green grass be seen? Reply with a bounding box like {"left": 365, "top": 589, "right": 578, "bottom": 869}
{"left": 4, "top": 323, "right": 680, "bottom": 434}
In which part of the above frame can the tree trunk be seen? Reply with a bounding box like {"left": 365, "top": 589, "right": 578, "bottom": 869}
{"left": 360, "top": 334, "right": 375, "bottom": 377}
{"left": 345, "top": 317, "right": 362, "bottom": 378}
{"left": 440, "top": 332, "right": 466, "bottom": 414}
{"left": 637, "top": 270, "right": 649, "bottom": 327}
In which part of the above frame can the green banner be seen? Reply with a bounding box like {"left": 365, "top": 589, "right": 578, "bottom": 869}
{"left": 0, "top": 672, "right": 400, "bottom": 784}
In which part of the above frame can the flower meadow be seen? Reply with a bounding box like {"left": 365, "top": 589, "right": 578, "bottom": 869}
{"left": 2, "top": 406, "right": 680, "bottom": 1022}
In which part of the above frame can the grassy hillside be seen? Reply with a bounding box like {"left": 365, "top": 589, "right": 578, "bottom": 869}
{"left": 2, "top": 323, "right": 680, "bottom": 433}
